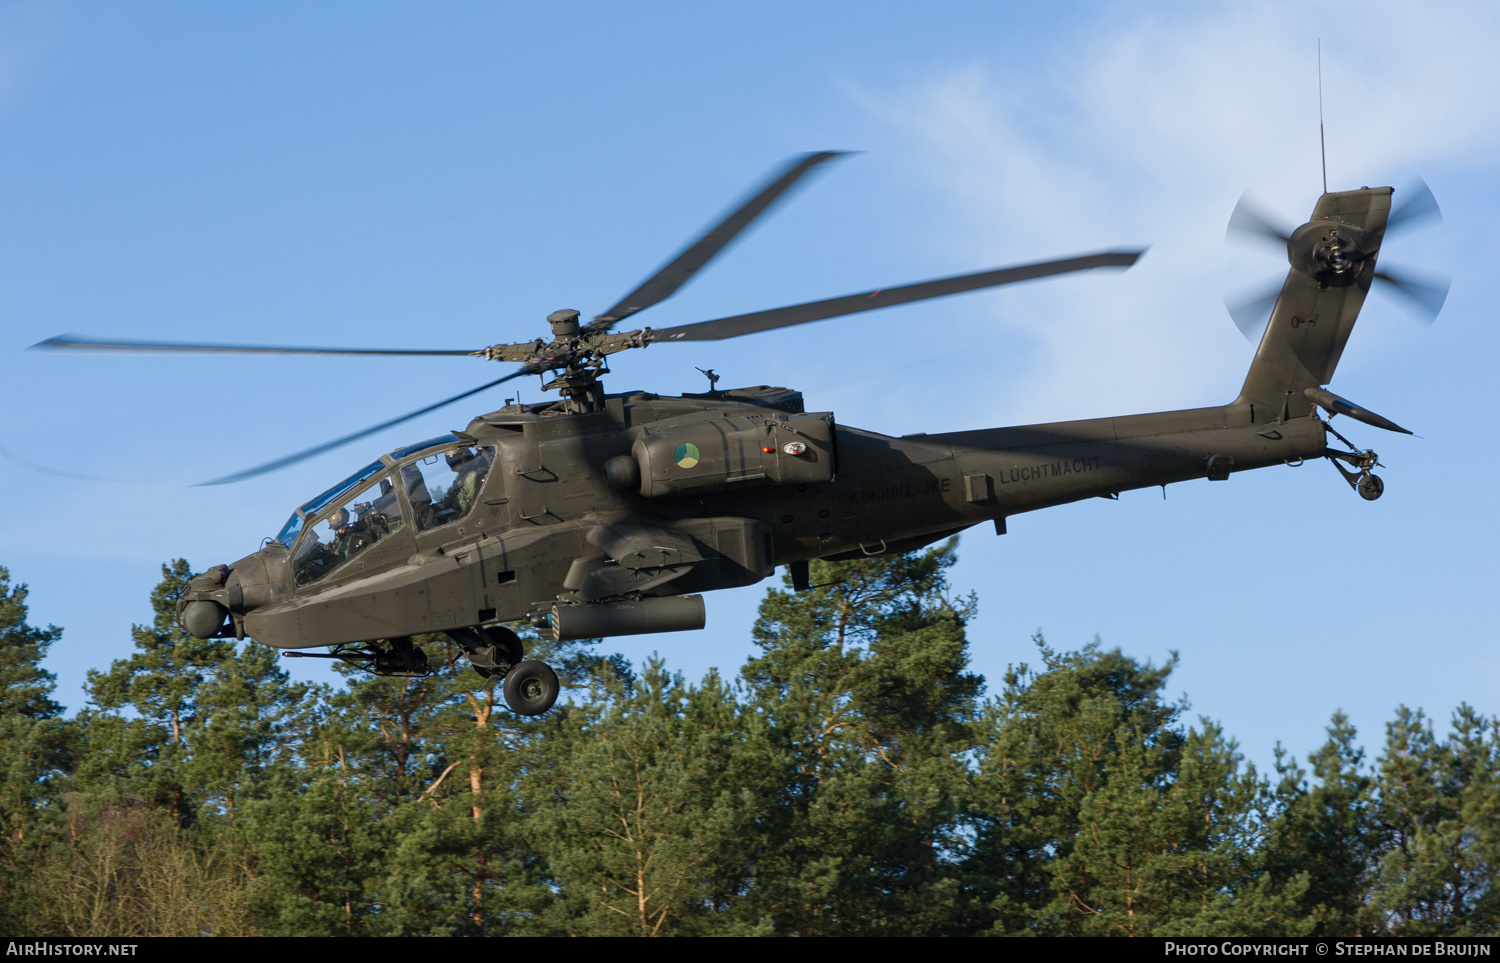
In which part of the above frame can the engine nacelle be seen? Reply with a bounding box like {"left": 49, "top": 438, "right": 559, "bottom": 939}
{"left": 632, "top": 411, "right": 835, "bottom": 497}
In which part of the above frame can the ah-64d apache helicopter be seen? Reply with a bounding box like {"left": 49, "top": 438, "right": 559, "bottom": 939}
{"left": 39, "top": 152, "right": 1446, "bottom": 717}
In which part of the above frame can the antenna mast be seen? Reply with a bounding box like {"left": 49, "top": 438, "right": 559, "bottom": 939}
{"left": 1318, "top": 40, "right": 1328, "bottom": 194}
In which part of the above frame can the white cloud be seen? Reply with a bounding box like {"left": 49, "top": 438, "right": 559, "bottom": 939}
{"left": 857, "top": 3, "right": 1500, "bottom": 427}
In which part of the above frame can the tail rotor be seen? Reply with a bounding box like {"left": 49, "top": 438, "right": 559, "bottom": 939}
{"left": 1223, "top": 179, "right": 1450, "bottom": 341}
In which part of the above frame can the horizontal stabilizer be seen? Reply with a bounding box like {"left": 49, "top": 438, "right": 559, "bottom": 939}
{"left": 1304, "top": 387, "right": 1412, "bottom": 435}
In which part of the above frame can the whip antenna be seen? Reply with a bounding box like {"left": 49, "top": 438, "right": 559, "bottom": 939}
{"left": 1318, "top": 40, "right": 1328, "bottom": 194}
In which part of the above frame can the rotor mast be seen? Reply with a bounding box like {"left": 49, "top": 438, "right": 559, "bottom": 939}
{"left": 482, "top": 309, "right": 650, "bottom": 413}
{"left": 536, "top": 309, "right": 609, "bottom": 411}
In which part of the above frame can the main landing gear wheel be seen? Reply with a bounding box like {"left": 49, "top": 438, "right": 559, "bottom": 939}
{"left": 1358, "top": 473, "right": 1385, "bottom": 501}
{"left": 504, "top": 660, "right": 560, "bottom": 716}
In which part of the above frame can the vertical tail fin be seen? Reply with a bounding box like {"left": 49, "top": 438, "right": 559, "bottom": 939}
{"left": 1237, "top": 187, "right": 1393, "bottom": 419}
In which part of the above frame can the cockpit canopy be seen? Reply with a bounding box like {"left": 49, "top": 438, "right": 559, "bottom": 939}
{"left": 274, "top": 434, "right": 495, "bottom": 587}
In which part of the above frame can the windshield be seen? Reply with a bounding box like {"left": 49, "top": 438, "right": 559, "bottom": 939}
{"left": 402, "top": 444, "right": 495, "bottom": 532}
{"left": 389, "top": 434, "right": 460, "bottom": 461}
{"left": 276, "top": 512, "right": 304, "bottom": 548}
{"left": 294, "top": 471, "right": 406, "bottom": 587}
{"left": 299, "top": 460, "right": 386, "bottom": 516}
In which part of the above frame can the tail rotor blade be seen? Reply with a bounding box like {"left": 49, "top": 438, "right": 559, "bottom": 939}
{"left": 1386, "top": 178, "right": 1442, "bottom": 235}
{"left": 1224, "top": 282, "right": 1283, "bottom": 341}
{"left": 1227, "top": 193, "right": 1293, "bottom": 247}
{"left": 1373, "top": 266, "right": 1450, "bottom": 324}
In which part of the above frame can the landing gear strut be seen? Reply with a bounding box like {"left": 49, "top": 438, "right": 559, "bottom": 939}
{"left": 1322, "top": 418, "right": 1384, "bottom": 501}
{"left": 447, "top": 625, "right": 524, "bottom": 680}
{"left": 446, "top": 625, "right": 560, "bottom": 716}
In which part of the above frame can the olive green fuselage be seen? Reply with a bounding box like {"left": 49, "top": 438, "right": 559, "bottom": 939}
{"left": 174, "top": 184, "right": 1395, "bottom": 653}
{"left": 222, "top": 388, "right": 1324, "bottom": 650}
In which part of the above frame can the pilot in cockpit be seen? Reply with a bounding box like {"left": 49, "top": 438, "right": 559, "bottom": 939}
{"left": 443, "top": 447, "right": 491, "bottom": 517}
{"left": 326, "top": 507, "right": 357, "bottom": 563}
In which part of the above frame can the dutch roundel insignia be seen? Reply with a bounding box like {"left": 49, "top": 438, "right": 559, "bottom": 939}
{"left": 674, "top": 442, "right": 701, "bottom": 469}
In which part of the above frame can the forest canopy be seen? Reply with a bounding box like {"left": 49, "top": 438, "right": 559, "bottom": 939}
{"left": 0, "top": 546, "right": 1495, "bottom": 937}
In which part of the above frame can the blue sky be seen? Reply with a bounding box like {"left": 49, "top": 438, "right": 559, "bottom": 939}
{"left": 2, "top": 1, "right": 1497, "bottom": 772}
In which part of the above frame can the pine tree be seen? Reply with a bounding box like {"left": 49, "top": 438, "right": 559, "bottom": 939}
{"left": 77, "top": 560, "right": 320, "bottom": 823}
{"left": 248, "top": 628, "right": 624, "bottom": 934}
{"left": 1264, "top": 712, "right": 1383, "bottom": 936}
{"left": 526, "top": 661, "right": 762, "bottom": 936}
{"left": 0, "top": 567, "right": 64, "bottom": 720}
{"left": 59, "top": 560, "right": 324, "bottom": 934}
{"left": 965, "top": 637, "right": 1183, "bottom": 934}
{"left": 376, "top": 631, "right": 635, "bottom": 935}
{"left": 193, "top": 635, "right": 321, "bottom": 823}
{"left": 1367, "top": 705, "right": 1500, "bottom": 935}
{"left": 77, "top": 560, "right": 235, "bottom": 823}
{"left": 0, "top": 567, "right": 69, "bottom": 839}
{"left": 965, "top": 636, "right": 1313, "bottom": 936}
{"left": 237, "top": 732, "right": 387, "bottom": 935}
{"left": 0, "top": 566, "right": 72, "bottom": 933}
{"left": 367, "top": 633, "right": 542, "bottom": 935}
{"left": 738, "top": 540, "right": 981, "bottom": 935}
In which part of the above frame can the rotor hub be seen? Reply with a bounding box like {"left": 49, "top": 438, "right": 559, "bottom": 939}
{"left": 1287, "top": 219, "right": 1374, "bottom": 288}
{"left": 1311, "top": 229, "right": 1359, "bottom": 278}
{"left": 547, "top": 308, "right": 582, "bottom": 338}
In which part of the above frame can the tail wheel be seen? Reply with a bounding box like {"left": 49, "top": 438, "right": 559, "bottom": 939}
{"left": 503, "top": 660, "right": 560, "bottom": 716}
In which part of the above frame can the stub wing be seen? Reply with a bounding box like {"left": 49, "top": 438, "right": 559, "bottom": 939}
{"left": 576, "top": 516, "right": 707, "bottom": 602}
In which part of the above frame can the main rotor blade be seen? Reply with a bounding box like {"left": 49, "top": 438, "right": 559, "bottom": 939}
{"left": 32, "top": 335, "right": 482, "bottom": 357}
{"left": 1226, "top": 194, "right": 1293, "bottom": 247}
{"left": 1386, "top": 178, "right": 1442, "bottom": 235}
{"left": 645, "top": 250, "right": 1143, "bottom": 343}
{"left": 1224, "top": 281, "right": 1283, "bottom": 341}
{"left": 198, "top": 368, "right": 533, "bottom": 486}
{"left": 1373, "top": 266, "right": 1450, "bottom": 323}
{"left": 589, "top": 151, "right": 847, "bottom": 331}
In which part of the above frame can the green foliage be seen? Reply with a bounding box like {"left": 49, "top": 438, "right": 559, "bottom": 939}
{"left": 735, "top": 541, "right": 980, "bottom": 935}
{"left": 528, "top": 663, "right": 762, "bottom": 935}
{"left": 0, "top": 568, "right": 73, "bottom": 934}
{"left": 78, "top": 560, "right": 236, "bottom": 822}
{"left": 1366, "top": 705, "right": 1500, "bottom": 934}
{"left": 1265, "top": 712, "right": 1383, "bottom": 935}
{"left": 0, "top": 567, "right": 64, "bottom": 720}
{"left": 2, "top": 551, "right": 1497, "bottom": 936}
{"left": 965, "top": 637, "right": 1313, "bottom": 936}
{"left": 78, "top": 560, "right": 321, "bottom": 827}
